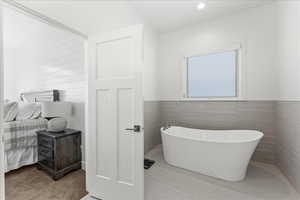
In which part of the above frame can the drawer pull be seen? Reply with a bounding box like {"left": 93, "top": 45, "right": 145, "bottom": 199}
{"left": 41, "top": 149, "right": 49, "bottom": 154}
{"left": 39, "top": 146, "right": 53, "bottom": 160}
{"left": 38, "top": 137, "right": 53, "bottom": 148}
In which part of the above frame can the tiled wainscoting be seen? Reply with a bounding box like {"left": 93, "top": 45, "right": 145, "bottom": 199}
{"left": 144, "top": 102, "right": 162, "bottom": 153}
{"left": 144, "top": 101, "right": 277, "bottom": 164}
{"left": 144, "top": 100, "right": 300, "bottom": 192}
{"left": 160, "top": 101, "right": 277, "bottom": 164}
{"left": 276, "top": 102, "right": 300, "bottom": 193}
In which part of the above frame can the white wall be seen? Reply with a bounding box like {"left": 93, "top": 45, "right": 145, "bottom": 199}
{"left": 17, "top": 1, "right": 159, "bottom": 102}
{"left": 3, "top": 7, "right": 86, "bottom": 161}
{"left": 276, "top": 2, "right": 300, "bottom": 100}
{"left": 3, "top": 48, "right": 16, "bottom": 100}
{"left": 143, "top": 25, "right": 159, "bottom": 101}
{"left": 158, "top": 4, "right": 278, "bottom": 101}
{"left": 22, "top": 1, "right": 299, "bottom": 102}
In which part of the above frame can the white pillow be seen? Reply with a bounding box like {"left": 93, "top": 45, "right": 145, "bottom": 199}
{"left": 3, "top": 101, "right": 18, "bottom": 122}
{"left": 16, "top": 103, "right": 41, "bottom": 120}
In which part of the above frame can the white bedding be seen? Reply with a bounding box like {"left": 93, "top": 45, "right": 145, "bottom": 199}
{"left": 3, "top": 101, "right": 18, "bottom": 122}
{"left": 4, "top": 118, "right": 48, "bottom": 172}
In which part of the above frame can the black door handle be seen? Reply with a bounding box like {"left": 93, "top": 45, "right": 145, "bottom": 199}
{"left": 125, "top": 125, "right": 141, "bottom": 132}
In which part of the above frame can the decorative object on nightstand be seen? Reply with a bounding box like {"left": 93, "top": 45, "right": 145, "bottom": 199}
{"left": 41, "top": 102, "right": 72, "bottom": 132}
{"left": 37, "top": 129, "right": 82, "bottom": 180}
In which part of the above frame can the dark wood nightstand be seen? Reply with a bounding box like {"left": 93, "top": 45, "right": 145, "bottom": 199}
{"left": 37, "top": 129, "right": 82, "bottom": 180}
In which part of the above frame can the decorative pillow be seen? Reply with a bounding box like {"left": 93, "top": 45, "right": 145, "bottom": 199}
{"left": 3, "top": 101, "right": 18, "bottom": 122}
{"left": 16, "top": 103, "right": 41, "bottom": 120}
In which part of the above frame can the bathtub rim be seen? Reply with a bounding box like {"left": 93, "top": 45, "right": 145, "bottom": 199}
{"left": 161, "top": 126, "right": 264, "bottom": 144}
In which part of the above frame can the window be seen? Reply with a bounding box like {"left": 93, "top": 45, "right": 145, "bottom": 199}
{"left": 185, "top": 50, "right": 239, "bottom": 98}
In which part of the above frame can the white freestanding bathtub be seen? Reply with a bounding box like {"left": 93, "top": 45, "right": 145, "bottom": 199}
{"left": 161, "top": 126, "right": 263, "bottom": 181}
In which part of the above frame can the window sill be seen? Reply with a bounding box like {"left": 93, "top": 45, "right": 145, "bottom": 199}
{"left": 181, "top": 97, "right": 243, "bottom": 102}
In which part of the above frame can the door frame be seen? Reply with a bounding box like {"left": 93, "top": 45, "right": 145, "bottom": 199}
{"left": 0, "top": 2, "right": 88, "bottom": 200}
{"left": 0, "top": 1, "right": 5, "bottom": 199}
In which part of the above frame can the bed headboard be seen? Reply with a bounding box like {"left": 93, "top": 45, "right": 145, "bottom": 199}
{"left": 20, "top": 90, "right": 59, "bottom": 103}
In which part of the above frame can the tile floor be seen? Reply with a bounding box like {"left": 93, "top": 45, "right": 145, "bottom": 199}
{"left": 83, "top": 145, "right": 300, "bottom": 200}
{"left": 144, "top": 145, "right": 300, "bottom": 200}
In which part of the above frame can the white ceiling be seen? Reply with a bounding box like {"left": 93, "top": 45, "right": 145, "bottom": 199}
{"left": 14, "top": 0, "right": 275, "bottom": 34}
{"left": 130, "top": 0, "right": 275, "bottom": 33}
{"left": 3, "top": 6, "right": 41, "bottom": 48}
{"left": 3, "top": 6, "right": 82, "bottom": 49}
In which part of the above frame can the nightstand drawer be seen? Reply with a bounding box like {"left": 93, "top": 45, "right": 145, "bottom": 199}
{"left": 38, "top": 136, "right": 53, "bottom": 149}
{"left": 38, "top": 146, "right": 53, "bottom": 160}
{"left": 39, "top": 158, "right": 54, "bottom": 169}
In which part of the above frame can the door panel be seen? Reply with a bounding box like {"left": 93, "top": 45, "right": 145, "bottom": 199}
{"left": 96, "top": 37, "right": 134, "bottom": 79}
{"left": 96, "top": 89, "right": 114, "bottom": 179}
{"left": 87, "top": 25, "right": 144, "bottom": 200}
{"left": 117, "top": 88, "right": 134, "bottom": 185}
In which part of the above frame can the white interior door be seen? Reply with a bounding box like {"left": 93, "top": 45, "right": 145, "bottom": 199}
{"left": 87, "top": 25, "right": 144, "bottom": 200}
{"left": 0, "top": 2, "right": 5, "bottom": 200}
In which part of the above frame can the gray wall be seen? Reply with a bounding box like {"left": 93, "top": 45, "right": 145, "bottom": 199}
{"left": 144, "top": 102, "right": 162, "bottom": 154}
{"left": 144, "top": 101, "right": 277, "bottom": 164}
{"left": 160, "top": 101, "right": 277, "bottom": 164}
{"left": 276, "top": 102, "right": 300, "bottom": 193}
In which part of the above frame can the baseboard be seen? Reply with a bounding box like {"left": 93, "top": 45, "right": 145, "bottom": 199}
{"left": 81, "top": 194, "right": 100, "bottom": 200}
{"left": 81, "top": 161, "right": 86, "bottom": 171}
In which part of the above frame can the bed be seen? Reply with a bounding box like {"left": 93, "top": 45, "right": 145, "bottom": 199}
{"left": 4, "top": 118, "right": 48, "bottom": 172}
{"left": 4, "top": 90, "right": 59, "bottom": 172}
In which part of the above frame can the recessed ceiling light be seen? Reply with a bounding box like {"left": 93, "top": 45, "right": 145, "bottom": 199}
{"left": 197, "top": 2, "right": 206, "bottom": 10}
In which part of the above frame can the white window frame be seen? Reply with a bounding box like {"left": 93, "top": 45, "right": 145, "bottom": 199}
{"left": 182, "top": 44, "right": 242, "bottom": 101}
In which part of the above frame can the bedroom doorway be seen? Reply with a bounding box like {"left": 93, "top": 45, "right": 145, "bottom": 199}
{"left": 1, "top": 1, "right": 88, "bottom": 200}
